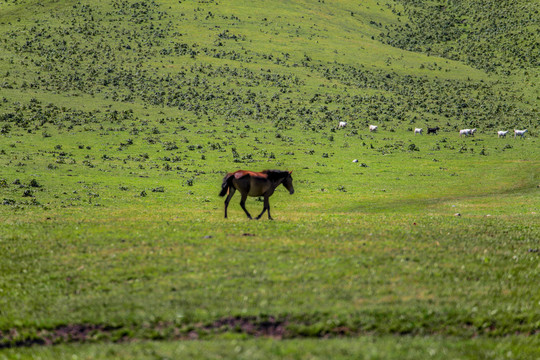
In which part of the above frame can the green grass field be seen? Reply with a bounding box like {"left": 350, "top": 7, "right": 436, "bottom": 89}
{"left": 0, "top": 0, "right": 539, "bottom": 358}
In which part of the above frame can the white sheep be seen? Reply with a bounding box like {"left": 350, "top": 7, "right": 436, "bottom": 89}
{"left": 514, "top": 129, "right": 528, "bottom": 138}
{"left": 369, "top": 125, "right": 378, "bottom": 132}
{"left": 497, "top": 130, "right": 509, "bottom": 138}
{"left": 414, "top": 128, "right": 423, "bottom": 135}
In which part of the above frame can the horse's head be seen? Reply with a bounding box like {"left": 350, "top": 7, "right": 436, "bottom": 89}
{"left": 283, "top": 170, "right": 294, "bottom": 195}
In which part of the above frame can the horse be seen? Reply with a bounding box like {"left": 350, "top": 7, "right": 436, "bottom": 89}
{"left": 219, "top": 169, "right": 294, "bottom": 220}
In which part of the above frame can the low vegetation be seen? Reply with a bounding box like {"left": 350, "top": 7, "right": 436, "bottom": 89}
{"left": 0, "top": 0, "right": 538, "bottom": 358}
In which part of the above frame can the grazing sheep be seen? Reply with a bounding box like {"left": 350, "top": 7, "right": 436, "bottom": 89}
{"left": 338, "top": 121, "right": 347, "bottom": 128}
{"left": 460, "top": 129, "right": 471, "bottom": 137}
{"left": 427, "top": 126, "right": 440, "bottom": 134}
{"left": 414, "top": 128, "right": 423, "bottom": 135}
{"left": 470, "top": 128, "right": 477, "bottom": 136}
{"left": 514, "top": 129, "right": 528, "bottom": 138}
{"left": 369, "top": 125, "right": 378, "bottom": 132}
{"left": 497, "top": 130, "right": 509, "bottom": 138}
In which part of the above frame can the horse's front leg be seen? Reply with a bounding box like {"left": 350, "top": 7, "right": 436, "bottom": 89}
{"left": 255, "top": 195, "right": 269, "bottom": 220}
{"left": 239, "top": 193, "right": 252, "bottom": 219}
{"left": 256, "top": 196, "right": 272, "bottom": 220}
{"left": 266, "top": 196, "right": 273, "bottom": 220}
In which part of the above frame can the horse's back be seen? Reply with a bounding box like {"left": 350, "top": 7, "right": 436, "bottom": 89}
{"left": 230, "top": 170, "right": 272, "bottom": 196}
{"left": 232, "top": 170, "right": 267, "bottom": 180}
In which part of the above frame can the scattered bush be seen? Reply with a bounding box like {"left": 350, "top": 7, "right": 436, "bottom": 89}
{"left": 22, "top": 190, "right": 34, "bottom": 197}
{"left": 408, "top": 143, "right": 420, "bottom": 151}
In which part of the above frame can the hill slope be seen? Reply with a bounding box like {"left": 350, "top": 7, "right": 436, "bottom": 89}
{"left": 380, "top": 0, "right": 540, "bottom": 74}
{"left": 0, "top": 0, "right": 538, "bottom": 132}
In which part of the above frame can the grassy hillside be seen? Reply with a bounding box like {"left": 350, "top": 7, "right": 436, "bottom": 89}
{"left": 0, "top": 0, "right": 539, "bottom": 358}
{"left": 1, "top": 0, "right": 537, "bottom": 131}
{"left": 380, "top": 0, "right": 540, "bottom": 74}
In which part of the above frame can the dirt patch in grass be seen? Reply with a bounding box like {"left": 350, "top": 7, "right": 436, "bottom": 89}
{"left": 1, "top": 324, "right": 120, "bottom": 348}
{"left": 1, "top": 315, "right": 538, "bottom": 349}
{"left": 0, "top": 316, "right": 288, "bottom": 349}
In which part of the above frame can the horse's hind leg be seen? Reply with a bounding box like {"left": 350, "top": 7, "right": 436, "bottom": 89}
{"left": 239, "top": 192, "right": 252, "bottom": 219}
{"left": 224, "top": 187, "right": 236, "bottom": 218}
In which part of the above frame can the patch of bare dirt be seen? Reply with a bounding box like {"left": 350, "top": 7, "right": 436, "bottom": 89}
{"left": 0, "top": 317, "right": 287, "bottom": 349}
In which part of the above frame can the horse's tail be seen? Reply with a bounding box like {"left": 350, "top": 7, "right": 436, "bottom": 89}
{"left": 219, "top": 173, "right": 233, "bottom": 197}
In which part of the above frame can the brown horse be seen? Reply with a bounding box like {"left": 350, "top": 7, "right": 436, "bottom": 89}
{"left": 219, "top": 169, "right": 294, "bottom": 220}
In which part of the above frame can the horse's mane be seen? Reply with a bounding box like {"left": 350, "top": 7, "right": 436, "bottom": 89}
{"left": 261, "top": 169, "right": 290, "bottom": 180}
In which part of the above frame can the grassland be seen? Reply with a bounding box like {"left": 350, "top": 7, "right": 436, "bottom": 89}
{"left": 0, "top": 0, "right": 539, "bottom": 358}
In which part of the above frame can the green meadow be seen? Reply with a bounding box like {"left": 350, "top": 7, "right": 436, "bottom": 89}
{"left": 0, "top": 0, "right": 539, "bottom": 358}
